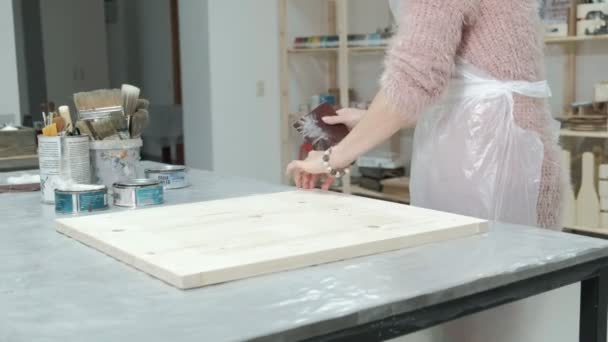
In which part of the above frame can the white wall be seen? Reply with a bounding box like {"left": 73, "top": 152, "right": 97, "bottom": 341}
{"left": 12, "top": 0, "right": 29, "bottom": 119}
{"left": 181, "top": 0, "right": 282, "bottom": 182}
{"left": 179, "top": 0, "right": 213, "bottom": 170}
{"left": 0, "top": 0, "right": 21, "bottom": 125}
{"left": 206, "top": 0, "right": 282, "bottom": 183}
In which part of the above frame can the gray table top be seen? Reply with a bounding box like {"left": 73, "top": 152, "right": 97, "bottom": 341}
{"left": 2, "top": 164, "right": 608, "bottom": 342}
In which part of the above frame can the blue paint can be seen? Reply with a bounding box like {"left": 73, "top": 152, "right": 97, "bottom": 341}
{"left": 55, "top": 185, "right": 109, "bottom": 215}
{"left": 113, "top": 179, "right": 164, "bottom": 208}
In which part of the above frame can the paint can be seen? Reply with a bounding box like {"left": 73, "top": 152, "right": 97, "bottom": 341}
{"left": 89, "top": 138, "right": 142, "bottom": 189}
{"left": 55, "top": 185, "right": 109, "bottom": 215}
{"left": 113, "top": 179, "right": 164, "bottom": 208}
{"left": 38, "top": 135, "right": 91, "bottom": 204}
{"left": 144, "top": 165, "right": 189, "bottom": 189}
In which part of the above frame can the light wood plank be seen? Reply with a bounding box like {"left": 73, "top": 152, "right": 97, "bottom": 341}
{"left": 56, "top": 191, "right": 487, "bottom": 289}
{"left": 560, "top": 129, "right": 608, "bottom": 139}
{"left": 545, "top": 35, "right": 608, "bottom": 44}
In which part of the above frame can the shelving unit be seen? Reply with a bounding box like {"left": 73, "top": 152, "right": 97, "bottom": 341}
{"left": 279, "top": 0, "right": 608, "bottom": 210}
{"left": 555, "top": 1, "right": 608, "bottom": 236}
{"left": 279, "top": 0, "right": 401, "bottom": 201}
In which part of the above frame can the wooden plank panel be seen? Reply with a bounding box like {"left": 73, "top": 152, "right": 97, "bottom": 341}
{"left": 56, "top": 191, "right": 487, "bottom": 289}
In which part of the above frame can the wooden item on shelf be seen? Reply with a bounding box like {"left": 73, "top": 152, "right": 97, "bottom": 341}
{"left": 56, "top": 191, "right": 486, "bottom": 289}
{"left": 570, "top": 101, "right": 595, "bottom": 115}
{"left": 359, "top": 177, "right": 383, "bottom": 192}
{"left": 0, "top": 183, "right": 40, "bottom": 193}
{"left": 562, "top": 150, "right": 577, "bottom": 227}
{"left": 577, "top": 3, "right": 608, "bottom": 36}
{"left": 0, "top": 127, "right": 37, "bottom": 158}
{"left": 600, "top": 164, "right": 608, "bottom": 229}
{"left": 359, "top": 167, "right": 405, "bottom": 180}
{"left": 381, "top": 177, "right": 410, "bottom": 197}
{"left": 558, "top": 114, "right": 607, "bottom": 132}
{"left": 545, "top": 23, "right": 569, "bottom": 37}
{"left": 577, "top": 152, "right": 601, "bottom": 228}
{"left": 596, "top": 82, "right": 608, "bottom": 103}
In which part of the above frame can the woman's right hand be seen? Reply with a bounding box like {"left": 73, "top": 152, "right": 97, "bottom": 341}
{"left": 322, "top": 108, "right": 366, "bottom": 131}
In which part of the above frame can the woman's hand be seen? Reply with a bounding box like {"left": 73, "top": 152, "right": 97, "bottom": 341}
{"left": 322, "top": 108, "right": 366, "bottom": 131}
{"left": 286, "top": 151, "right": 335, "bottom": 190}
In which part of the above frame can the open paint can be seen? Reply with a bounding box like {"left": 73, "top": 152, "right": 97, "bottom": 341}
{"left": 113, "top": 179, "right": 164, "bottom": 208}
{"left": 55, "top": 184, "right": 109, "bottom": 215}
{"left": 144, "top": 165, "right": 189, "bottom": 189}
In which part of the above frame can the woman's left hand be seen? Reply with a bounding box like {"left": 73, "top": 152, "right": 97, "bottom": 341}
{"left": 286, "top": 151, "right": 335, "bottom": 190}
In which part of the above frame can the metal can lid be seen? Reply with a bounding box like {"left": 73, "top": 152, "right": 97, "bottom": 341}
{"left": 114, "top": 179, "right": 161, "bottom": 188}
{"left": 145, "top": 165, "right": 187, "bottom": 173}
{"left": 55, "top": 184, "right": 107, "bottom": 193}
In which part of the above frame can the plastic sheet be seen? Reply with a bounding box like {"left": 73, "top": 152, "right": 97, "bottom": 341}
{"left": 411, "top": 61, "right": 560, "bottom": 228}
{"left": 1, "top": 163, "right": 608, "bottom": 341}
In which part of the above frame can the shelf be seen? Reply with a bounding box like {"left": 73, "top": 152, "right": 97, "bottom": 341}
{"left": 545, "top": 35, "right": 608, "bottom": 44}
{"left": 288, "top": 35, "right": 608, "bottom": 54}
{"left": 288, "top": 46, "right": 387, "bottom": 54}
{"left": 565, "top": 225, "right": 608, "bottom": 237}
{"left": 559, "top": 129, "right": 608, "bottom": 138}
{"left": 288, "top": 48, "right": 338, "bottom": 54}
{"left": 349, "top": 46, "right": 386, "bottom": 53}
{"left": 333, "top": 185, "right": 409, "bottom": 204}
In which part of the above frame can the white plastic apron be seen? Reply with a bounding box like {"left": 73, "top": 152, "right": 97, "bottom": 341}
{"left": 410, "top": 61, "right": 557, "bottom": 226}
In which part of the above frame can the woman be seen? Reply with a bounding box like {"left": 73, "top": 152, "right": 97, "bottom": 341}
{"left": 287, "top": 0, "right": 562, "bottom": 229}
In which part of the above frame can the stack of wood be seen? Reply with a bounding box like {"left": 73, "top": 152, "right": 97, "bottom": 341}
{"left": 0, "top": 127, "right": 36, "bottom": 158}
{"left": 0, "top": 127, "right": 38, "bottom": 171}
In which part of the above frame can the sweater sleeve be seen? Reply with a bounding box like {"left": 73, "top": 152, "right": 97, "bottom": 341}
{"left": 381, "top": 0, "right": 480, "bottom": 120}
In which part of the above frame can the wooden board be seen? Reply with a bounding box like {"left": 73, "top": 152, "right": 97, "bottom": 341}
{"left": 56, "top": 191, "right": 487, "bottom": 289}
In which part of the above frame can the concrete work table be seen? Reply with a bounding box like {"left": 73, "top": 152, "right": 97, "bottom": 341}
{"left": 2, "top": 165, "right": 608, "bottom": 342}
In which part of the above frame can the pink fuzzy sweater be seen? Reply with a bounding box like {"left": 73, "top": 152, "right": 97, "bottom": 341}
{"left": 381, "top": 0, "right": 562, "bottom": 228}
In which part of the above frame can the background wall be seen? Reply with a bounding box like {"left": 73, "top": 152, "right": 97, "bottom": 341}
{"left": 0, "top": 0, "right": 21, "bottom": 125}
{"left": 179, "top": 0, "right": 213, "bottom": 171}
{"left": 180, "top": 0, "right": 282, "bottom": 182}
{"left": 207, "top": 0, "right": 282, "bottom": 183}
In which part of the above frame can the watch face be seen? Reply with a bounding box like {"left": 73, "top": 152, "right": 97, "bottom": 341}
{"left": 293, "top": 102, "right": 349, "bottom": 151}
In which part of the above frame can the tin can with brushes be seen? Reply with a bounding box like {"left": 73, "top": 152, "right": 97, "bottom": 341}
{"left": 79, "top": 106, "right": 129, "bottom": 140}
{"left": 38, "top": 135, "right": 91, "bottom": 203}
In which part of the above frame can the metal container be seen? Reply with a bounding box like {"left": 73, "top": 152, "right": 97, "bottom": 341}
{"left": 144, "top": 165, "right": 189, "bottom": 189}
{"left": 90, "top": 138, "right": 142, "bottom": 189}
{"left": 55, "top": 185, "right": 108, "bottom": 215}
{"left": 113, "top": 179, "right": 164, "bottom": 208}
{"left": 38, "top": 135, "right": 91, "bottom": 204}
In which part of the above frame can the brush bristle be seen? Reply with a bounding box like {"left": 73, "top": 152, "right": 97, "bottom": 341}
{"left": 74, "top": 89, "right": 122, "bottom": 112}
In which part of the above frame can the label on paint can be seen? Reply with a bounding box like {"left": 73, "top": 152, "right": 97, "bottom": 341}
{"left": 79, "top": 191, "right": 108, "bottom": 212}
{"left": 113, "top": 186, "right": 136, "bottom": 208}
{"left": 113, "top": 179, "right": 164, "bottom": 208}
{"left": 55, "top": 185, "right": 108, "bottom": 215}
{"left": 55, "top": 192, "right": 75, "bottom": 214}
{"left": 145, "top": 166, "right": 189, "bottom": 189}
{"left": 136, "top": 187, "right": 164, "bottom": 206}
{"left": 39, "top": 136, "right": 62, "bottom": 203}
